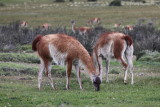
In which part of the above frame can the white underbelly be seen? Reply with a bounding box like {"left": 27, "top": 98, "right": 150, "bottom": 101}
{"left": 98, "top": 41, "right": 114, "bottom": 58}
{"left": 49, "top": 44, "right": 67, "bottom": 66}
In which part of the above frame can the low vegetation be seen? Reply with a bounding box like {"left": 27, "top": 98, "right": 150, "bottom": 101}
{"left": 138, "top": 50, "right": 160, "bottom": 62}
{"left": 0, "top": 19, "right": 160, "bottom": 55}
{"left": 0, "top": 62, "right": 38, "bottom": 76}
{"left": 109, "top": 0, "right": 122, "bottom": 6}
{"left": 0, "top": 2, "right": 5, "bottom": 7}
{"left": 16, "top": 45, "right": 32, "bottom": 53}
{"left": 0, "top": 61, "right": 74, "bottom": 77}
{"left": 0, "top": 52, "right": 39, "bottom": 63}
{"left": 125, "top": 19, "right": 160, "bottom": 54}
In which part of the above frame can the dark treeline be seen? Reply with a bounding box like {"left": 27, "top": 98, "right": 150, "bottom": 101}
{"left": 0, "top": 20, "right": 160, "bottom": 55}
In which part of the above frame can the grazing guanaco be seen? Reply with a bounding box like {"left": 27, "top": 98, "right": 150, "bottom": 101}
{"left": 32, "top": 34, "right": 101, "bottom": 91}
{"left": 19, "top": 21, "right": 28, "bottom": 27}
{"left": 92, "top": 32, "right": 134, "bottom": 84}
{"left": 71, "top": 20, "right": 91, "bottom": 35}
{"left": 124, "top": 25, "right": 134, "bottom": 31}
{"left": 87, "top": 17, "right": 101, "bottom": 26}
{"left": 114, "top": 23, "right": 121, "bottom": 28}
{"left": 40, "top": 23, "right": 51, "bottom": 30}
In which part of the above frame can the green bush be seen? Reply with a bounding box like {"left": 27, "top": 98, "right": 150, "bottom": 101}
{"left": 133, "top": 0, "right": 145, "bottom": 2}
{"left": 139, "top": 56, "right": 153, "bottom": 61}
{"left": 109, "top": 0, "right": 122, "bottom": 6}
{"left": 54, "top": 0, "right": 65, "bottom": 2}
{"left": 0, "top": 2, "right": 5, "bottom": 7}
{"left": 87, "top": 0, "right": 97, "bottom": 2}
{"left": 16, "top": 45, "right": 32, "bottom": 53}
{"left": 122, "top": 0, "right": 146, "bottom": 2}
{"left": 125, "top": 19, "right": 160, "bottom": 54}
{"left": 136, "top": 51, "right": 147, "bottom": 60}
{"left": 138, "top": 50, "right": 160, "bottom": 62}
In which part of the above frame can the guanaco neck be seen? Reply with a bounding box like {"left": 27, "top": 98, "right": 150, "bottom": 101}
{"left": 92, "top": 47, "right": 101, "bottom": 74}
{"left": 78, "top": 49, "right": 96, "bottom": 75}
{"left": 72, "top": 22, "right": 76, "bottom": 33}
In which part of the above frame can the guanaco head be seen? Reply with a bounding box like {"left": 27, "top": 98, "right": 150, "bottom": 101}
{"left": 92, "top": 75, "right": 101, "bottom": 91}
{"left": 20, "top": 20, "right": 28, "bottom": 27}
{"left": 71, "top": 20, "right": 75, "bottom": 24}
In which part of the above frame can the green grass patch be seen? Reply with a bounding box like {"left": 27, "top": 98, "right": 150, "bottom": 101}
{"left": 109, "top": 69, "right": 120, "bottom": 74}
{"left": 138, "top": 51, "right": 160, "bottom": 62}
{"left": 0, "top": 62, "right": 38, "bottom": 76}
{"left": 139, "top": 56, "right": 160, "bottom": 62}
{"left": 102, "top": 59, "right": 160, "bottom": 73}
{"left": 0, "top": 62, "right": 75, "bottom": 77}
{"left": 16, "top": 45, "right": 33, "bottom": 53}
{"left": 0, "top": 52, "right": 40, "bottom": 64}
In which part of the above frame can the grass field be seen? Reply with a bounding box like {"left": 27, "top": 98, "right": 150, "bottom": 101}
{"left": 0, "top": 53, "right": 160, "bottom": 107}
{"left": 0, "top": 75, "right": 160, "bottom": 107}
{"left": 0, "top": 0, "right": 160, "bottom": 29}
{"left": 0, "top": 61, "right": 160, "bottom": 107}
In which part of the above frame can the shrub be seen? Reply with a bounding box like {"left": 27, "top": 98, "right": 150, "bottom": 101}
{"left": 122, "top": 0, "right": 146, "bottom": 3}
{"left": 142, "top": 0, "right": 146, "bottom": 3}
{"left": 139, "top": 56, "right": 153, "bottom": 61}
{"left": 0, "top": 2, "right": 5, "bottom": 7}
{"left": 0, "top": 21, "right": 34, "bottom": 52}
{"left": 0, "top": 21, "right": 68, "bottom": 52}
{"left": 71, "top": 26, "right": 108, "bottom": 55}
{"left": 16, "top": 45, "right": 32, "bottom": 53}
{"left": 87, "top": 0, "right": 97, "bottom": 2}
{"left": 138, "top": 50, "right": 160, "bottom": 62}
{"left": 136, "top": 51, "right": 146, "bottom": 60}
{"left": 1, "top": 19, "right": 160, "bottom": 56}
{"left": 54, "top": 0, "right": 65, "bottom": 2}
{"left": 109, "top": 0, "right": 122, "bottom": 6}
{"left": 133, "top": 0, "right": 145, "bottom": 2}
{"left": 123, "top": 19, "right": 160, "bottom": 54}
{"left": 0, "top": 21, "right": 107, "bottom": 55}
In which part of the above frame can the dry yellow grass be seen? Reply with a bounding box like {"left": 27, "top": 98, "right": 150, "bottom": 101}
{"left": 0, "top": 1, "right": 160, "bottom": 29}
